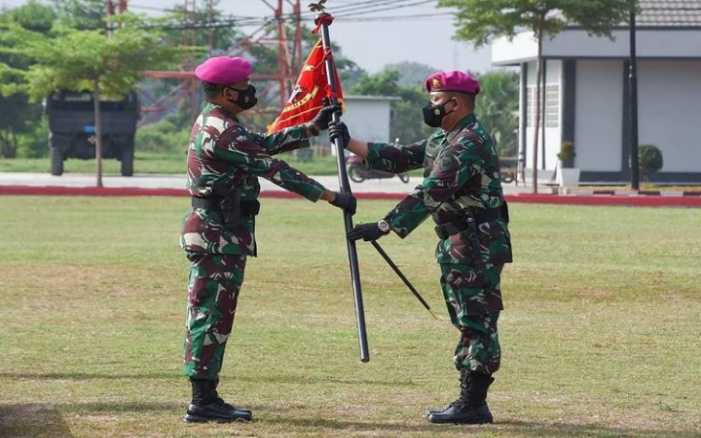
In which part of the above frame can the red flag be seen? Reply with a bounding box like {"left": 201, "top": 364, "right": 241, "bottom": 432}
{"left": 268, "top": 40, "right": 344, "bottom": 133}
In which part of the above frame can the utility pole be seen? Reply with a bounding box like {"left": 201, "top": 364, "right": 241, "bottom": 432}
{"left": 629, "top": 4, "right": 640, "bottom": 190}
{"left": 105, "top": 0, "right": 114, "bottom": 36}
{"left": 184, "top": 0, "right": 199, "bottom": 120}
{"left": 142, "top": 0, "right": 305, "bottom": 117}
{"left": 291, "top": 0, "right": 303, "bottom": 73}
{"left": 275, "top": 0, "right": 291, "bottom": 108}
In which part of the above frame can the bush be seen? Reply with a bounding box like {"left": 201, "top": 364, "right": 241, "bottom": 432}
{"left": 135, "top": 117, "right": 191, "bottom": 154}
{"left": 638, "top": 144, "right": 663, "bottom": 179}
{"left": 16, "top": 118, "right": 49, "bottom": 158}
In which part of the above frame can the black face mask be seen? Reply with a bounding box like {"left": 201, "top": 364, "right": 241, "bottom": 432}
{"left": 422, "top": 99, "right": 453, "bottom": 128}
{"left": 228, "top": 85, "right": 258, "bottom": 110}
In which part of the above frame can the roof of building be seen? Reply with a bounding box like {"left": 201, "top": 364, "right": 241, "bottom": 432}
{"left": 638, "top": 0, "right": 701, "bottom": 27}
{"left": 491, "top": 0, "right": 701, "bottom": 65}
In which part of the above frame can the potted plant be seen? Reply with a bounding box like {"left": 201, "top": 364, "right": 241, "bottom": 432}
{"left": 556, "top": 141, "right": 580, "bottom": 188}
{"left": 638, "top": 144, "right": 664, "bottom": 181}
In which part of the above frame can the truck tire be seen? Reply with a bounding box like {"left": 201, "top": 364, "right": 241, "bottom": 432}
{"left": 50, "top": 147, "right": 63, "bottom": 176}
{"left": 120, "top": 145, "right": 134, "bottom": 177}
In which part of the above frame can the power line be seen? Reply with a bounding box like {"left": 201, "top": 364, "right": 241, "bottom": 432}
{"left": 133, "top": 0, "right": 438, "bottom": 23}
{"left": 334, "top": 0, "right": 438, "bottom": 18}
{"left": 299, "top": 0, "right": 434, "bottom": 17}
{"left": 148, "top": 12, "right": 453, "bottom": 31}
{"left": 337, "top": 12, "right": 453, "bottom": 22}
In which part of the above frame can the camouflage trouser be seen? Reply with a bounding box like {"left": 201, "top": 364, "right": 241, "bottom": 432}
{"left": 439, "top": 262, "right": 503, "bottom": 374}
{"left": 183, "top": 252, "right": 247, "bottom": 380}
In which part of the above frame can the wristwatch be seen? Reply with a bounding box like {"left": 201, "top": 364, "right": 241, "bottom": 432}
{"left": 377, "top": 219, "right": 391, "bottom": 234}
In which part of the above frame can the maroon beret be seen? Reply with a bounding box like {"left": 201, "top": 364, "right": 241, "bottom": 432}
{"left": 194, "top": 56, "right": 252, "bottom": 85}
{"left": 425, "top": 70, "right": 480, "bottom": 95}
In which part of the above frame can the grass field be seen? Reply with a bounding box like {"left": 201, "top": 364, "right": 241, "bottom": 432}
{"left": 0, "top": 152, "right": 345, "bottom": 176}
{"left": 1, "top": 197, "right": 700, "bottom": 437}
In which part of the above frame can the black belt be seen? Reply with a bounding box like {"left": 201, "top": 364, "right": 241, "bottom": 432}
{"left": 191, "top": 197, "right": 220, "bottom": 209}
{"left": 434, "top": 205, "right": 507, "bottom": 240}
{"left": 191, "top": 197, "right": 261, "bottom": 216}
{"left": 474, "top": 206, "right": 504, "bottom": 224}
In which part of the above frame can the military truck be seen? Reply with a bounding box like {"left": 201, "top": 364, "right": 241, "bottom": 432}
{"left": 46, "top": 91, "right": 140, "bottom": 176}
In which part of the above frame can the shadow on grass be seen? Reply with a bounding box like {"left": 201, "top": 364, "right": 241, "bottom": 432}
{"left": 0, "top": 404, "right": 73, "bottom": 438}
{"left": 265, "top": 416, "right": 699, "bottom": 437}
{"left": 497, "top": 420, "right": 701, "bottom": 437}
{"left": 2, "top": 403, "right": 696, "bottom": 437}
{"left": 0, "top": 372, "right": 414, "bottom": 387}
{"left": 57, "top": 401, "right": 183, "bottom": 414}
{"left": 0, "top": 372, "right": 180, "bottom": 380}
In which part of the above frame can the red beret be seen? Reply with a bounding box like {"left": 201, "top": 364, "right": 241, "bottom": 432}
{"left": 425, "top": 70, "right": 480, "bottom": 95}
{"left": 194, "top": 56, "right": 252, "bottom": 85}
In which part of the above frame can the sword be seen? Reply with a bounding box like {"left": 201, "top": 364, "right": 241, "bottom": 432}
{"left": 370, "top": 241, "right": 439, "bottom": 320}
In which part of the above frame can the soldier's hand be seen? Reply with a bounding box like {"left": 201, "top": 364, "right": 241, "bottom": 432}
{"left": 328, "top": 122, "right": 350, "bottom": 147}
{"left": 329, "top": 191, "right": 356, "bottom": 215}
{"left": 311, "top": 103, "right": 341, "bottom": 131}
{"left": 348, "top": 222, "right": 387, "bottom": 242}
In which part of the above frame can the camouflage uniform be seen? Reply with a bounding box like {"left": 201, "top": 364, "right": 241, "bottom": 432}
{"left": 365, "top": 113, "right": 512, "bottom": 374}
{"left": 181, "top": 103, "right": 327, "bottom": 380}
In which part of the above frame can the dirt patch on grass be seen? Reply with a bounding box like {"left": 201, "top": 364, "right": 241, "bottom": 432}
{"left": 0, "top": 404, "right": 73, "bottom": 437}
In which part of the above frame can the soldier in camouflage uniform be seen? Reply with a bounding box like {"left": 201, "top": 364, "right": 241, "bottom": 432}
{"left": 341, "top": 70, "right": 512, "bottom": 424}
{"left": 181, "top": 56, "right": 356, "bottom": 423}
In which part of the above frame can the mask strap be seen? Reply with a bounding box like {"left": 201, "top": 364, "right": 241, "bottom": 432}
{"left": 443, "top": 98, "right": 457, "bottom": 115}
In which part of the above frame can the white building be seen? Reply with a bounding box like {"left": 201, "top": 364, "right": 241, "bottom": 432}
{"left": 342, "top": 95, "right": 399, "bottom": 143}
{"left": 491, "top": 0, "right": 701, "bottom": 183}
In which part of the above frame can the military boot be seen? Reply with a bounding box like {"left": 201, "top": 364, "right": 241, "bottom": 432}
{"left": 427, "top": 371, "right": 494, "bottom": 424}
{"left": 427, "top": 369, "right": 470, "bottom": 416}
{"left": 209, "top": 378, "right": 252, "bottom": 418}
{"left": 184, "top": 378, "right": 253, "bottom": 423}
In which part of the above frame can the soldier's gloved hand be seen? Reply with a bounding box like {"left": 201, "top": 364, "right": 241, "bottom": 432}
{"left": 348, "top": 222, "right": 388, "bottom": 242}
{"left": 329, "top": 191, "right": 356, "bottom": 215}
{"left": 328, "top": 122, "right": 350, "bottom": 147}
{"left": 311, "top": 103, "right": 341, "bottom": 132}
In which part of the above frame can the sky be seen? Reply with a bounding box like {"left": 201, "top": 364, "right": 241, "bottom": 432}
{"left": 0, "top": 0, "right": 493, "bottom": 74}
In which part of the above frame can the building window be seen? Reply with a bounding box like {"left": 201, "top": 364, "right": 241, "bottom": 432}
{"left": 526, "top": 85, "right": 560, "bottom": 128}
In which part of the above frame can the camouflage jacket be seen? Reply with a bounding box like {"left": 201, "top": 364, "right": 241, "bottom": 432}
{"left": 366, "top": 113, "right": 512, "bottom": 266}
{"left": 181, "top": 103, "right": 327, "bottom": 256}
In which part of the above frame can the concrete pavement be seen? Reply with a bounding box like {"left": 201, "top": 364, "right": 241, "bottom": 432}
{"left": 0, "top": 172, "right": 531, "bottom": 194}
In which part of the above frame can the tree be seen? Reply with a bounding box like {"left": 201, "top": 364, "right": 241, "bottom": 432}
{"left": 438, "top": 0, "right": 634, "bottom": 193}
{"left": 160, "top": 0, "right": 240, "bottom": 53}
{"left": 384, "top": 61, "right": 436, "bottom": 87}
{"left": 52, "top": 0, "right": 105, "bottom": 30}
{"left": 475, "top": 70, "right": 519, "bottom": 157}
{"left": 0, "top": 13, "right": 185, "bottom": 186}
{"left": 0, "top": 0, "right": 56, "bottom": 158}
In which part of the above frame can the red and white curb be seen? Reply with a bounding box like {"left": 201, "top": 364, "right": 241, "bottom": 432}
{"left": 2, "top": 185, "right": 701, "bottom": 207}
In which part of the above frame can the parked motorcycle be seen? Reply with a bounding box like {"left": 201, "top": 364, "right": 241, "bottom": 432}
{"left": 499, "top": 156, "right": 518, "bottom": 184}
{"left": 346, "top": 154, "right": 410, "bottom": 183}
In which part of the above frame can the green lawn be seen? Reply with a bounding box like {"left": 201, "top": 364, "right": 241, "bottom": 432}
{"left": 0, "top": 152, "right": 347, "bottom": 176}
{"left": 1, "top": 197, "right": 699, "bottom": 437}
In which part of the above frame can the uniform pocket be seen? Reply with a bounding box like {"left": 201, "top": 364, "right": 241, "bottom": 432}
{"left": 477, "top": 220, "right": 512, "bottom": 264}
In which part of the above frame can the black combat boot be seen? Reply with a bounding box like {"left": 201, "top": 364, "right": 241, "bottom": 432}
{"left": 427, "top": 371, "right": 494, "bottom": 424}
{"left": 184, "top": 378, "right": 253, "bottom": 423}
{"left": 427, "top": 369, "right": 470, "bottom": 416}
